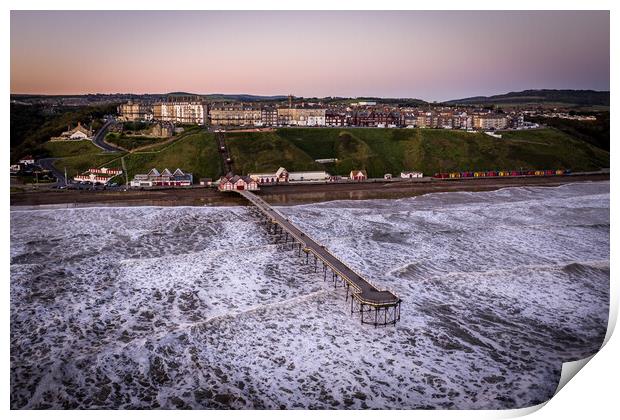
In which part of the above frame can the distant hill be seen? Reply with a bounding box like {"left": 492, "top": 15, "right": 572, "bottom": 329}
{"left": 446, "top": 89, "right": 609, "bottom": 107}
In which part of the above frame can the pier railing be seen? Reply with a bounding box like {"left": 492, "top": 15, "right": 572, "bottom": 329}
{"left": 237, "top": 189, "right": 401, "bottom": 326}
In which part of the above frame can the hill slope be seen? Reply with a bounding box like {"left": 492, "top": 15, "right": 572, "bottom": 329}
{"left": 11, "top": 103, "right": 118, "bottom": 162}
{"left": 45, "top": 129, "right": 222, "bottom": 182}
{"left": 43, "top": 127, "right": 609, "bottom": 183}
{"left": 446, "top": 89, "right": 609, "bottom": 107}
{"left": 240, "top": 128, "right": 609, "bottom": 177}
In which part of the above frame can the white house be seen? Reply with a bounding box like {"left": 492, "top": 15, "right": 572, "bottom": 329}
{"left": 74, "top": 167, "right": 123, "bottom": 185}
{"left": 18, "top": 156, "right": 35, "bottom": 166}
{"left": 288, "top": 171, "right": 331, "bottom": 182}
{"left": 248, "top": 167, "right": 289, "bottom": 184}
{"left": 349, "top": 170, "right": 368, "bottom": 181}
{"left": 400, "top": 171, "right": 423, "bottom": 178}
{"left": 52, "top": 122, "right": 93, "bottom": 141}
{"left": 129, "top": 168, "right": 193, "bottom": 187}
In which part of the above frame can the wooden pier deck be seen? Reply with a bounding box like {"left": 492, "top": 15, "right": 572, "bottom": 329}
{"left": 238, "top": 189, "right": 401, "bottom": 326}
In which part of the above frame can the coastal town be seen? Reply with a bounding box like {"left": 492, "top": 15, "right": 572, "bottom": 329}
{"left": 12, "top": 92, "right": 603, "bottom": 194}
{"left": 116, "top": 94, "right": 531, "bottom": 131}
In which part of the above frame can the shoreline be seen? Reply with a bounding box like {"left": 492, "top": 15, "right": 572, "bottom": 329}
{"left": 10, "top": 174, "right": 609, "bottom": 210}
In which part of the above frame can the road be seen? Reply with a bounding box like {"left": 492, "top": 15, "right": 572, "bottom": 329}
{"left": 238, "top": 189, "right": 400, "bottom": 306}
{"left": 37, "top": 158, "right": 65, "bottom": 186}
{"left": 92, "top": 119, "right": 123, "bottom": 152}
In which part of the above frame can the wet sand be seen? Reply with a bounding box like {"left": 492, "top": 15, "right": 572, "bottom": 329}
{"left": 10, "top": 174, "right": 609, "bottom": 209}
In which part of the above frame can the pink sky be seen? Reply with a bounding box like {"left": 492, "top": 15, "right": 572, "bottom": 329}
{"left": 10, "top": 11, "right": 610, "bottom": 101}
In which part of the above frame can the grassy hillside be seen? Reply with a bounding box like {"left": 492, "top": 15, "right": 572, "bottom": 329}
{"left": 11, "top": 103, "right": 117, "bottom": 162}
{"left": 105, "top": 132, "right": 172, "bottom": 151}
{"left": 42, "top": 127, "right": 608, "bottom": 183}
{"left": 45, "top": 130, "right": 222, "bottom": 183}
{"left": 225, "top": 130, "right": 323, "bottom": 174}
{"left": 105, "top": 130, "right": 222, "bottom": 182}
{"left": 44, "top": 141, "right": 123, "bottom": 178}
{"left": 247, "top": 128, "right": 609, "bottom": 177}
{"left": 529, "top": 112, "right": 609, "bottom": 151}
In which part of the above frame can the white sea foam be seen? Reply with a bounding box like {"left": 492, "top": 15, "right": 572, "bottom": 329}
{"left": 10, "top": 181, "right": 609, "bottom": 409}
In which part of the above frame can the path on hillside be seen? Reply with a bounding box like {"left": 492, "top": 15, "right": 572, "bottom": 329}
{"left": 92, "top": 119, "right": 123, "bottom": 152}
{"left": 216, "top": 131, "right": 234, "bottom": 176}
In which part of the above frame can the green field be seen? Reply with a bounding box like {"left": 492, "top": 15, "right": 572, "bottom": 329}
{"left": 231, "top": 128, "right": 609, "bottom": 177}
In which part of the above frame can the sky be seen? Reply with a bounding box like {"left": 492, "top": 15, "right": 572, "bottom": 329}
{"left": 10, "top": 10, "right": 610, "bottom": 102}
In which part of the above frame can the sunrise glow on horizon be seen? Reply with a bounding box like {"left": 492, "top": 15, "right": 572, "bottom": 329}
{"left": 10, "top": 10, "right": 610, "bottom": 101}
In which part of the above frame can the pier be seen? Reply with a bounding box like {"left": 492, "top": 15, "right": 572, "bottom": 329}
{"left": 238, "top": 189, "right": 401, "bottom": 326}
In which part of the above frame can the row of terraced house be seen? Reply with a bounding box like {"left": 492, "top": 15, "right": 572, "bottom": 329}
{"left": 118, "top": 100, "right": 521, "bottom": 130}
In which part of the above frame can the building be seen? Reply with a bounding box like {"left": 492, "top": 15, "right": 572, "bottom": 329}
{"left": 118, "top": 102, "right": 154, "bottom": 122}
{"left": 473, "top": 114, "right": 508, "bottom": 130}
{"left": 129, "top": 168, "right": 193, "bottom": 187}
{"left": 19, "top": 156, "right": 35, "bottom": 166}
{"left": 218, "top": 175, "right": 259, "bottom": 191}
{"left": 349, "top": 170, "right": 367, "bottom": 181}
{"left": 277, "top": 108, "right": 326, "bottom": 126}
{"left": 209, "top": 104, "right": 263, "bottom": 127}
{"left": 261, "top": 107, "right": 278, "bottom": 127}
{"left": 353, "top": 110, "right": 378, "bottom": 127}
{"left": 401, "top": 113, "right": 418, "bottom": 127}
{"left": 351, "top": 101, "right": 377, "bottom": 106}
{"left": 74, "top": 167, "right": 123, "bottom": 185}
{"left": 325, "top": 111, "right": 348, "bottom": 127}
{"left": 51, "top": 122, "right": 93, "bottom": 141}
{"left": 375, "top": 112, "right": 400, "bottom": 128}
{"left": 153, "top": 102, "right": 208, "bottom": 125}
{"left": 149, "top": 122, "right": 175, "bottom": 137}
{"left": 400, "top": 171, "right": 423, "bottom": 178}
{"left": 416, "top": 114, "right": 431, "bottom": 128}
{"left": 248, "top": 167, "right": 289, "bottom": 184}
{"left": 288, "top": 171, "right": 331, "bottom": 182}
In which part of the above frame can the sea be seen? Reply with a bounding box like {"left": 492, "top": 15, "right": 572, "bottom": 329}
{"left": 10, "top": 181, "right": 610, "bottom": 409}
